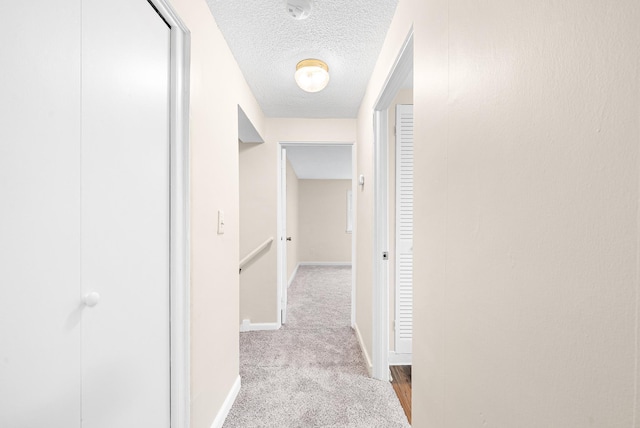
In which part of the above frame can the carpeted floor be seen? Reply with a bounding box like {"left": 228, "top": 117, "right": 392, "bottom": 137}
{"left": 223, "top": 265, "right": 411, "bottom": 428}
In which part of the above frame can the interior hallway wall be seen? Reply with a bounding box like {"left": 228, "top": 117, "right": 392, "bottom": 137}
{"left": 357, "top": 0, "right": 640, "bottom": 426}
{"left": 239, "top": 141, "right": 277, "bottom": 324}
{"left": 286, "top": 159, "right": 300, "bottom": 283}
{"left": 168, "top": 0, "right": 265, "bottom": 426}
{"left": 298, "top": 179, "right": 352, "bottom": 263}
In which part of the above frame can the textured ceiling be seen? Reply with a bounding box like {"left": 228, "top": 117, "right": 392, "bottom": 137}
{"left": 205, "top": 0, "right": 399, "bottom": 118}
{"left": 286, "top": 145, "right": 352, "bottom": 179}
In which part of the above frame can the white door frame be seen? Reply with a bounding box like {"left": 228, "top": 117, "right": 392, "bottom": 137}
{"left": 279, "top": 147, "right": 288, "bottom": 325}
{"left": 372, "top": 30, "right": 413, "bottom": 381}
{"left": 147, "top": 0, "right": 191, "bottom": 426}
{"left": 277, "top": 142, "right": 357, "bottom": 327}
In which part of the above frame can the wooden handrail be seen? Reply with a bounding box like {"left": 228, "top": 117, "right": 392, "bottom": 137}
{"left": 239, "top": 237, "right": 274, "bottom": 272}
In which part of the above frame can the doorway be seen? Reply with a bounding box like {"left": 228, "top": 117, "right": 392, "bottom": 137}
{"left": 372, "top": 29, "right": 414, "bottom": 381}
{"left": 277, "top": 142, "right": 357, "bottom": 326}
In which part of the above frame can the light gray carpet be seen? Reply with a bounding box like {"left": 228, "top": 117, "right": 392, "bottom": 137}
{"left": 223, "top": 265, "right": 410, "bottom": 428}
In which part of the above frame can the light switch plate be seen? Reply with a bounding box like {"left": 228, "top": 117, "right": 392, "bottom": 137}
{"left": 217, "top": 210, "right": 225, "bottom": 234}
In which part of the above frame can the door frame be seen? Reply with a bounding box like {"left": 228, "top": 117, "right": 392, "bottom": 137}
{"left": 279, "top": 146, "right": 288, "bottom": 325}
{"left": 372, "top": 29, "right": 413, "bottom": 381}
{"left": 277, "top": 142, "right": 357, "bottom": 327}
{"left": 147, "top": 0, "right": 191, "bottom": 426}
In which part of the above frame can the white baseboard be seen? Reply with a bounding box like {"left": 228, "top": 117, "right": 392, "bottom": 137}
{"left": 210, "top": 375, "right": 241, "bottom": 428}
{"left": 287, "top": 263, "right": 300, "bottom": 288}
{"left": 299, "top": 262, "right": 352, "bottom": 266}
{"left": 239, "top": 319, "right": 281, "bottom": 332}
{"left": 353, "top": 323, "right": 373, "bottom": 377}
{"left": 388, "top": 351, "right": 412, "bottom": 366}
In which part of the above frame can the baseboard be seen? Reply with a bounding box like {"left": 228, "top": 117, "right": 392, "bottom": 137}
{"left": 210, "top": 375, "right": 241, "bottom": 428}
{"left": 287, "top": 263, "right": 300, "bottom": 288}
{"left": 239, "top": 319, "right": 281, "bottom": 332}
{"left": 353, "top": 323, "right": 373, "bottom": 377}
{"left": 299, "top": 262, "right": 352, "bottom": 266}
{"left": 388, "top": 351, "right": 412, "bottom": 366}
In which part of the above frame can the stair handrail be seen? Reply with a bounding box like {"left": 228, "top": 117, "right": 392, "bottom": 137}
{"left": 239, "top": 237, "right": 274, "bottom": 272}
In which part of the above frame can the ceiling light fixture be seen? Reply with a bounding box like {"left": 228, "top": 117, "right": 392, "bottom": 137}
{"left": 286, "top": 0, "right": 312, "bottom": 20}
{"left": 295, "top": 59, "right": 330, "bottom": 93}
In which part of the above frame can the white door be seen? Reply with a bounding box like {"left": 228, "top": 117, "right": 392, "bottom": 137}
{"left": 0, "top": 0, "right": 171, "bottom": 426}
{"left": 0, "top": 3, "right": 82, "bottom": 427}
{"left": 81, "top": 0, "right": 171, "bottom": 426}
{"left": 395, "top": 104, "right": 414, "bottom": 355}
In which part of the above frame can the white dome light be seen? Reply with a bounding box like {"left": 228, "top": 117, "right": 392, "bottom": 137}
{"left": 295, "top": 59, "right": 330, "bottom": 93}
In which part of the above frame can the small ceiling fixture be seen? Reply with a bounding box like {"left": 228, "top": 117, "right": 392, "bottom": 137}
{"left": 286, "top": 0, "right": 312, "bottom": 20}
{"left": 295, "top": 59, "right": 330, "bottom": 93}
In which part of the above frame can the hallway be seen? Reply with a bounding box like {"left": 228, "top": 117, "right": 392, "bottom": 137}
{"left": 224, "top": 265, "right": 409, "bottom": 427}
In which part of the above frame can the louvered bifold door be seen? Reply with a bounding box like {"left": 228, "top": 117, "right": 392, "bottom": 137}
{"left": 395, "top": 104, "right": 414, "bottom": 354}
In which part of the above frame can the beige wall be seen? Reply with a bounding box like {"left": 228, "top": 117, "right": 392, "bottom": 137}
{"left": 169, "top": 0, "right": 265, "bottom": 426}
{"left": 267, "top": 118, "right": 356, "bottom": 142}
{"left": 286, "top": 159, "right": 300, "bottom": 281}
{"left": 298, "top": 179, "right": 352, "bottom": 263}
{"left": 388, "top": 89, "right": 413, "bottom": 352}
{"left": 239, "top": 141, "right": 277, "bottom": 324}
{"left": 358, "top": 0, "right": 640, "bottom": 426}
{"left": 354, "top": 117, "right": 375, "bottom": 371}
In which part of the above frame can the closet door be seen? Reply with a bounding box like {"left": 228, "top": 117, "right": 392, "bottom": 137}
{"left": 0, "top": 2, "right": 82, "bottom": 427}
{"left": 395, "top": 104, "right": 414, "bottom": 355}
{"left": 81, "top": 0, "right": 171, "bottom": 426}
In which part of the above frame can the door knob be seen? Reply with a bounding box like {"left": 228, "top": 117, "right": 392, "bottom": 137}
{"left": 83, "top": 292, "right": 100, "bottom": 307}
{"left": 286, "top": 237, "right": 292, "bottom": 241}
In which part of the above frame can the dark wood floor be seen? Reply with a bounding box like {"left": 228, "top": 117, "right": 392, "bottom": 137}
{"left": 390, "top": 365, "right": 412, "bottom": 424}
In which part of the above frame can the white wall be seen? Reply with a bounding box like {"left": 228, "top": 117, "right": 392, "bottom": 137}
{"left": 168, "top": 0, "right": 265, "bottom": 426}
{"left": 286, "top": 159, "right": 300, "bottom": 282}
{"left": 298, "top": 179, "right": 352, "bottom": 263}
{"left": 358, "top": 0, "right": 640, "bottom": 426}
